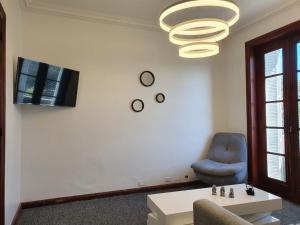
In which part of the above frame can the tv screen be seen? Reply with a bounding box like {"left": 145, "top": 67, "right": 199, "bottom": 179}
{"left": 14, "top": 57, "right": 79, "bottom": 107}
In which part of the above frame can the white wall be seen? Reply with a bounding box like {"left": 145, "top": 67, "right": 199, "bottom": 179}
{"left": 0, "top": 0, "right": 23, "bottom": 224}
{"left": 215, "top": 1, "right": 300, "bottom": 134}
{"left": 19, "top": 0, "right": 300, "bottom": 205}
{"left": 20, "top": 12, "right": 218, "bottom": 202}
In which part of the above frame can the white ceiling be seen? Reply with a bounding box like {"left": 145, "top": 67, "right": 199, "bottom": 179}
{"left": 25, "top": 0, "right": 299, "bottom": 31}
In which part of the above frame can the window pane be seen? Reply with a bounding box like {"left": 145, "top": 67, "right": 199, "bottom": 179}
{"left": 21, "top": 59, "right": 39, "bottom": 75}
{"left": 267, "top": 154, "right": 286, "bottom": 182}
{"left": 265, "top": 75, "right": 283, "bottom": 101}
{"left": 297, "top": 73, "right": 300, "bottom": 99}
{"left": 16, "top": 92, "right": 32, "bottom": 104}
{"left": 47, "top": 65, "right": 63, "bottom": 81}
{"left": 43, "top": 80, "right": 59, "bottom": 97}
{"left": 266, "top": 129, "right": 285, "bottom": 154}
{"left": 266, "top": 102, "right": 284, "bottom": 127}
{"left": 299, "top": 101, "right": 300, "bottom": 128}
{"left": 298, "top": 132, "right": 300, "bottom": 170}
{"left": 297, "top": 43, "right": 300, "bottom": 70}
{"left": 18, "top": 74, "right": 36, "bottom": 94}
{"left": 265, "top": 49, "right": 283, "bottom": 76}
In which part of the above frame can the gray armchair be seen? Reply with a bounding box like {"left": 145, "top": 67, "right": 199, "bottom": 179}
{"left": 194, "top": 199, "right": 252, "bottom": 225}
{"left": 191, "top": 133, "right": 247, "bottom": 185}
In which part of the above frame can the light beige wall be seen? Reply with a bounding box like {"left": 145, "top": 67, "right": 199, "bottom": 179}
{"left": 20, "top": 11, "right": 219, "bottom": 202}
{"left": 214, "top": 1, "right": 300, "bottom": 135}
{"left": 0, "top": 0, "right": 23, "bottom": 224}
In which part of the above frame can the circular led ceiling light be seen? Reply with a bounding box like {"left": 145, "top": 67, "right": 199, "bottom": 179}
{"left": 160, "top": 0, "right": 240, "bottom": 34}
{"left": 179, "top": 42, "right": 219, "bottom": 58}
{"left": 169, "top": 18, "right": 229, "bottom": 46}
{"left": 159, "top": 0, "right": 240, "bottom": 58}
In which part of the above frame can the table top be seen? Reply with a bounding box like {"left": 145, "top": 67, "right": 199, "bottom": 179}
{"left": 147, "top": 184, "right": 282, "bottom": 216}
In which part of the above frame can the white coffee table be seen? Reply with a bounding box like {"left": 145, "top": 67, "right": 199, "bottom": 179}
{"left": 147, "top": 184, "right": 282, "bottom": 225}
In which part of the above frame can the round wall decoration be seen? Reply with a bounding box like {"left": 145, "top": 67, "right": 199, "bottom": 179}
{"left": 131, "top": 99, "right": 144, "bottom": 112}
{"left": 140, "top": 71, "right": 155, "bottom": 87}
{"left": 155, "top": 93, "right": 165, "bottom": 103}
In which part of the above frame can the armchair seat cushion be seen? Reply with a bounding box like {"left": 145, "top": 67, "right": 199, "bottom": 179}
{"left": 191, "top": 159, "right": 246, "bottom": 176}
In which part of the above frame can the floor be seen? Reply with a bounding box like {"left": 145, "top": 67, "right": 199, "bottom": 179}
{"left": 17, "top": 186, "right": 300, "bottom": 225}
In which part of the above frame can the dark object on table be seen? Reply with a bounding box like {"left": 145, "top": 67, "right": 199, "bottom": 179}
{"left": 246, "top": 184, "right": 255, "bottom": 196}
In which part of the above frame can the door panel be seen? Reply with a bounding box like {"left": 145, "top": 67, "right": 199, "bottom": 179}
{"left": 246, "top": 22, "right": 300, "bottom": 204}
{"left": 256, "top": 40, "right": 291, "bottom": 197}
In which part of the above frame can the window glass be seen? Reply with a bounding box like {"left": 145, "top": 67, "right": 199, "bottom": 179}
{"left": 267, "top": 154, "right": 286, "bottom": 182}
{"left": 265, "top": 75, "right": 283, "bottom": 101}
{"left": 266, "top": 102, "right": 284, "bottom": 127}
{"left": 265, "top": 49, "right": 283, "bottom": 76}
{"left": 297, "top": 43, "right": 300, "bottom": 70}
{"left": 266, "top": 129, "right": 285, "bottom": 154}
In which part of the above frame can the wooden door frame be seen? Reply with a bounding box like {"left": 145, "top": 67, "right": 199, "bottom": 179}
{"left": 0, "top": 2, "right": 5, "bottom": 225}
{"left": 255, "top": 38, "right": 294, "bottom": 198}
{"left": 290, "top": 34, "right": 300, "bottom": 198}
{"left": 245, "top": 20, "right": 300, "bottom": 188}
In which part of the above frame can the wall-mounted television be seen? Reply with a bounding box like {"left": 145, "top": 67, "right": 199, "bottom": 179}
{"left": 14, "top": 57, "right": 79, "bottom": 107}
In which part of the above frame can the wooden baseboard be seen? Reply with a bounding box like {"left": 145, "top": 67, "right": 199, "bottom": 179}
{"left": 11, "top": 204, "right": 22, "bottom": 225}
{"left": 21, "top": 180, "right": 203, "bottom": 209}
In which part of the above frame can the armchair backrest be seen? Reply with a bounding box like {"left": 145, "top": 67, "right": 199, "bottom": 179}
{"left": 207, "top": 133, "right": 247, "bottom": 164}
{"left": 193, "top": 199, "right": 252, "bottom": 225}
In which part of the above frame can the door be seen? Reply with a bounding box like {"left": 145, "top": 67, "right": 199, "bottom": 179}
{"left": 255, "top": 33, "right": 300, "bottom": 200}
{"left": 256, "top": 39, "right": 292, "bottom": 198}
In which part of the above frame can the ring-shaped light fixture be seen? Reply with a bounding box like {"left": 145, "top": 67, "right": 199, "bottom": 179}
{"left": 179, "top": 42, "right": 219, "bottom": 58}
{"left": 169, "top": 18, "right": 229, "bottom": 46}
{"left": 159, "top": 0, "right": 240, "bottom": 35}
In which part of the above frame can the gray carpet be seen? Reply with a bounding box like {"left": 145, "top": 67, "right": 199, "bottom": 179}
{"left": 17, "top": 186, "right": 300, "bottom": 225}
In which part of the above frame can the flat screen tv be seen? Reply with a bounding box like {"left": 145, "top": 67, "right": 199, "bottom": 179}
{"left": 14, "top": 57, "right": 79, "bottom": 107}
